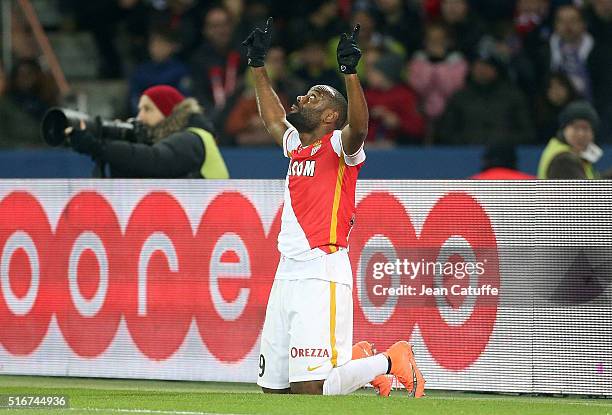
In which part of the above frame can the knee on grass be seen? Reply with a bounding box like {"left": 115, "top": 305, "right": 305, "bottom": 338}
{"left": 290, "top": 380, "right": 324, "bottom": 395}
{"left": 261, "top": 387, "right": 291, "bottom": 394}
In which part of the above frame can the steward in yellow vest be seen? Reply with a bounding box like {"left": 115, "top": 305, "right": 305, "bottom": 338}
{"left": 68, "top": 85, "right": 229, "bottom": 178}
{"left": 538, "top": 101, "right": 601, "bottom": 179}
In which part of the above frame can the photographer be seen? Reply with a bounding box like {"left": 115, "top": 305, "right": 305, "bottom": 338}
{"left": 66, "top": 85, "right": 229, "bottom": 178}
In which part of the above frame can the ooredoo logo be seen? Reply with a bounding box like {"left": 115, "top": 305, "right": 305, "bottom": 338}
{"left": 350, "top": 192, "right": 499, "bottom": 371}
{"left": 0, "top": 188, "right": 498, "bottom": 371}
{"left": 0, "top": 190, "right": 280, "bottom": 362}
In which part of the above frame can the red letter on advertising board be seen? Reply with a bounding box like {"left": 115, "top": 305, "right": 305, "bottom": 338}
{"left": 0, "top": 192, "right": 53, "bottom": 355}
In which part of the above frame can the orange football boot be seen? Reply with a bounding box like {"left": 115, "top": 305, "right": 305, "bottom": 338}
{"left": 352, "top": 341, "right": 392, "bottom": 397}
{"left": 383, "top": 341, "right": 426, "bottom": 398}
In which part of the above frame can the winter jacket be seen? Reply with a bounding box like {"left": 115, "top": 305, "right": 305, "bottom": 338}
{"left": 93, "top": 98, "right": 229, "bottom": 178}
{"left": 436, "top": 79, "right": 535, "bottom": 145}
{"left": 408, "top": 51, "right": 468, "bottom": 120}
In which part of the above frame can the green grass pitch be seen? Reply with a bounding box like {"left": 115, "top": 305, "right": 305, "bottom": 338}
{"left": 0, "top": 375, "right": 610, "bottom": 415}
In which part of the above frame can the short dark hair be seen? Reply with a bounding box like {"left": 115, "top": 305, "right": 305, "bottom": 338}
{"left": 149, "top": 25, "right": 181, "bottom": 44}
{"left": 483, "top": 143, "right": 517, "bottom": 170}
{"left": 313, "top": 85, "right": 348, "bottom": 129}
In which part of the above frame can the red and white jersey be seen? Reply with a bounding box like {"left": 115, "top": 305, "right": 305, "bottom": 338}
{"left": 277, "top": 126, "right": 366, "bottom": 262}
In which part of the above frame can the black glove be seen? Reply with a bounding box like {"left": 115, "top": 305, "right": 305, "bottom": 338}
{"left": 69, "top": 128, "right": 103, "bottom": 157}
{"left": 337, "top": 24, "right": 362, "bottom": 74}
{"left": 242, "top": 17, "right": 273, "bottom": 67}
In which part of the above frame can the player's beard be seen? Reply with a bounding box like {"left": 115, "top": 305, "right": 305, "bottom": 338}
{"left": 287, "top": 107, "right": 320, "bottom": 134}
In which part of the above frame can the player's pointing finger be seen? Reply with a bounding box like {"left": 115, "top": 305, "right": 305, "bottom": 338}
{"left": 351, "top": 24, "right": 360, "bottom": 41}
{"left": 265, "top": 17, "right": 273, "bottom": 32}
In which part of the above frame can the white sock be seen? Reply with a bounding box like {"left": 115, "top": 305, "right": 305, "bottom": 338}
{"left": 322, "top": 354, "right": 388, "bottom": 395}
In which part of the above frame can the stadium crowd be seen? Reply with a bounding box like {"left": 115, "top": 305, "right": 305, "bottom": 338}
{"left": 2, "top": 0, "right": 612, "bottom": 149}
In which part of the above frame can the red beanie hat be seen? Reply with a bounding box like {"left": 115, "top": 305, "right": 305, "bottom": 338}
{"left": 143, "top": 85, "right": 185, "bottom": 117}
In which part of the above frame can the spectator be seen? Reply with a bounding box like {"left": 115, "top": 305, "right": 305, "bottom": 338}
{"left": 374, "top": 0, "right": 423, "bottom": 56}
{"left": 514, "top": 0, "right": 551, "bottom": 38}
{"left": 535, "top": 71, "right": 579, "bottom": 143}
{"left": 225, "top": 46, "right": 304, "bottom": 146}
{"left": 128, "top": 26, "right": 192, "bottom": 114}
{"left": 364, "top": 53, "right": 425, "bottom": 146}
{"left": 481, "top": 24, "right": 538, "bottom": 95}
{"left": 148, "top": 0, "right": 204, "bottom": 61}
{"left": 293, "top": 38, "right": 343, "bottom": 93}
{"left": 407, "top": 21, "right": 468, "bottom": 137}
{"left": 327, "top": 7, "right": 405, "bottom": 78}
{"left": 521, "top": 0, "right": 555, "bottom": 77}
{"left": 8, "top": 58, "right": 58, "bottom": 121}
{"left": 0, "top": 63, "right": 41, "bottom": 148}
{"left": 585, "top": 0, "right": 612, "bottom": 142}
{"left": 190, "top": 6, "right": 245, "bottom": 111}
{"left": 228, "top": 0, "right": 273, "bottom": 52}
{"left": 223, "top": 0, "right": 245, "bottom": 25}
{"left": 439, "top": 0, "right": 486, "bottom": 59}
{"left": 436, "top": 46, "right": 535, "bottom": 145}
{"left": 67, "top": 85, "right": 229, "bottom": 178}
{"left": 536, "top": 5, "right": 595, "bottom": 99}
{"left": 538, "top": 100, "right": 603, "bottom": 179}
{"left": 471, "top": 143, "right": 536, "bottom": 179}
{"left": 284, "top": 0, "right": 347, "bottom": 53}
{"left": 585, "top": 0, "right": 612, "bottom": 42}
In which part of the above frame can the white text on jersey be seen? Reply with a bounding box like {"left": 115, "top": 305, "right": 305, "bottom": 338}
{"left": 288, "top": 160, "right": 316, "bottom": 177}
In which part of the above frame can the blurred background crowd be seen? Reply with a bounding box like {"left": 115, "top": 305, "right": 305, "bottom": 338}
{"left": 1, "top": 0, "right": 612, "bottom": 151}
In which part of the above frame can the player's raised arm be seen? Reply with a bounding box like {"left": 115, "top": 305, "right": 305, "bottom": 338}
{"left": 242, "top": 17, "right": 289, "bottom": 146}
{"left": 338, "top": 25, "right": 368, "bottom": 155}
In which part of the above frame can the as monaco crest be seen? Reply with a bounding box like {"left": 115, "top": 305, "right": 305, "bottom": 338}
{"left": 311, "top": 140, "right": 322, "bottom": 156}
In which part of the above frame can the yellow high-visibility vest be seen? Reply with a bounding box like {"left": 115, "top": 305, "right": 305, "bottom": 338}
{"left": 537, "top": 137, "right": 595, "bottom": 179}
{"left": 188, "top": 127, "right": 229, "bottom": 179}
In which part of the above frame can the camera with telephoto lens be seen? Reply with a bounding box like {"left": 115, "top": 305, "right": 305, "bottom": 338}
{"left": 41, "top": 107, "right": 150, "bottom": 147}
